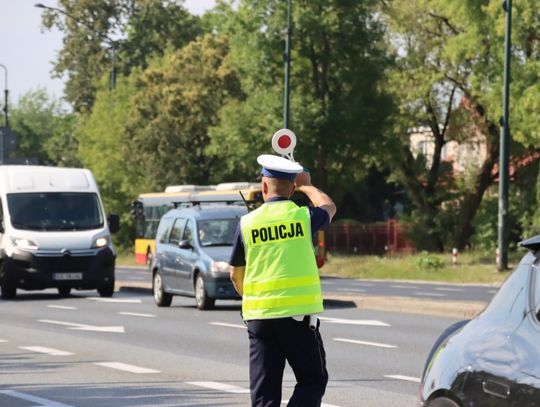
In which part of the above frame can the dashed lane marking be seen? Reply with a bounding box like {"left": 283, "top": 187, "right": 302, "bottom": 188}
{"left": 210, "top": 322, "right": 246, "bottom": 329}
{"left": 186, "top": 381, "right": 342, "bottom": 406}
{"left": 390, "top": 284, "right": 419, "bottom": 289}
{"left": 118, "top": 312, "right": 156, "bottom": 318}
{"left": 19, "top": 346, "right": 74, "bottom": 356}
{"left": 186, "top": 381, "right": 250, "bottom": 394}
{"left": 319, "top": 317, "right": 390, "bottom": 327}
{"left": 47, "top": 305, "right": 77, "bottom": 310}
{"left": 351, "top": 282, "right": 375, "bottom": 287}
{"left": 95, "top": 362, "right": 160, "bottom": 374}
{"left": 39, "top": 319, "right": 125, "bottom": 333}
{"left": 434, "top": 287, "right": 464, "bottom": 292}
{"left": 0, "top": 339, "right": 8, "bottom": 343}
{"left": 335, "top": 288, "right": 366, "bottom": 293}
{"left": 0, "top": 390, "right": 74, "bottom": 407}
{"left": 384, "top": 374, "right": 421, "bottom": 383}
{"left": 333, "top": 338, "right": 397, "bottom": 349}
{"left": 88, "top": 298, "right": 142, "bottom": 303}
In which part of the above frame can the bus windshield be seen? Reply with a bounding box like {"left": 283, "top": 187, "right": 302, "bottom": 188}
{"left": 7, "top": 192, "right": 104, "bottom": 231}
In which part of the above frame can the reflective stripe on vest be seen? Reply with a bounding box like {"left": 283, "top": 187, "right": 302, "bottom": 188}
{"left": 240, "top": 200, "right": 323, "bottom": 320}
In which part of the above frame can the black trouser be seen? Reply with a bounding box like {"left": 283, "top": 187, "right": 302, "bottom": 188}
{"left": 247, "top": 317, "right": 328, "bottom": 407}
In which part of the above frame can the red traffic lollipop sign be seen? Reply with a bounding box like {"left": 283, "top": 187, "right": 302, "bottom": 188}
{"left": 271, "top": 129, "right": 297, "bottom": 161}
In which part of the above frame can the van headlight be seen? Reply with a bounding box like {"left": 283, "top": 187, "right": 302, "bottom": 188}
{"left": 92, "top": 236, "right": 109, "bottom": 248}
{"left": 210, "top": 261, "right": 230, "bottom": 273}
{"left": 11, "top": 237, "right": 38, "bottom": 250}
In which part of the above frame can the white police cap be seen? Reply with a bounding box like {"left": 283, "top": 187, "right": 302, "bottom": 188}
{"left": 257, "top": 154, "right": 303, "bottom": 180}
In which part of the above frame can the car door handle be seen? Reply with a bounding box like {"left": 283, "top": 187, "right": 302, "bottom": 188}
{"left": 482, "top": 380, "right": 510, "bottom": 399}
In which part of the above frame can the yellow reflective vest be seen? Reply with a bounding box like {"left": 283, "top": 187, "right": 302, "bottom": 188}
{"left": 240, "top": 200, "right": 324, "bottom": 320}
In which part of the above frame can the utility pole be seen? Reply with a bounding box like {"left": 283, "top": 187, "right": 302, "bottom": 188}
{"left": 283, "top": 0, "right": 292, "bottom": 129}
{"left": 0, "top": 63, "right": 8, "bottom": 165}
{"left": 498, "top": 0, "right": 512, "bottom": 271}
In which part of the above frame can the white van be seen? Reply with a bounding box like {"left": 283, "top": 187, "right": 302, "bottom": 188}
{"left": 0, "top": 166, "right": 119, "bottom": 299}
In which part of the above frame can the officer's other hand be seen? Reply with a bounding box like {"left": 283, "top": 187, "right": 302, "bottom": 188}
{"left": 295, "top": 171, "right": 312, "bottom": 188}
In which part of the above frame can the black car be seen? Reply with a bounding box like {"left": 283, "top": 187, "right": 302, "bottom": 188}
{"left": 151, "top": 205, "right": 246, "bottom": 310}
{"left": 419, "top": 235, "right": 540, "bottom": 406}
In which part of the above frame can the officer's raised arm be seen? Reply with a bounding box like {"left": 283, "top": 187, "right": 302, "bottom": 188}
{"left": 294, "top": 171, "right": 336, "bottom": 222}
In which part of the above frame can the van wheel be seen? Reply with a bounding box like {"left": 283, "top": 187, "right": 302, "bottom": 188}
{"left": 58, "top": 287, "right": 72, "bottom": 297}
{"left": 153, "top": 270, "right": 172, "bottom": 307}
{"left": 195, "top": 274, "right": 215, "bottom": 310}
{"left": 98, "top": 281, "right": 114, "bottom": 297}
{"left": 0, "top": 281, "right": 16, "bottom": 299}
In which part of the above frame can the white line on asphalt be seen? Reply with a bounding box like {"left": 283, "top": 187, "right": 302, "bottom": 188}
{"left": 335, "top": 288, "right": 366, "bottom": 293}
{"left": 19, "top": 346, "right": 74, "bottom": 356}
{"left": 95, "top": 362, "right": 160, "bottom": 374}
{"left": 333, "top": 338, "right": 397, "bottom": 349}
{"left": 38, "top": 319, "right": 125, "bottom": 333}
{"left": 489, "top": 290, "right": 497, "bottom": 294}
{"left": 384, "top": 374, "right": 421, "bottom": 383}
{"left": 88, "top": 298, "right": 142, "bottom": 303}
{"left": 351, "top": 282, "right": 375, "bottom": 286}
{"left": 319, "top": 317, "right": 390, "bottom": 327}
{"left": 434, "top": 287, "right": 464, "bottom": 292}
{"left": 209, "top": 322, "right": 247, "bottom": 329}
{"left": 282, "top": 399, "right": 341, "bottom": 407}
{"left": 0, "top": 390, "right": 75, "bottom": 407}
{"left": 118, "top": 312, "right": 155, "bottom": 318}
{"left": 390, "top": 284, "right": 419, "bottom": 289}
{"left": 321, "top": 280, "right": 335, "bottom": 285}
{"left": 0, "top": 339, "right": 8, "bottom": 343}
{"left": 47, "top": 305, "right": 77, "bottom": 310}
{"left": 186, "top": 381, "right": 250, "bottom": 394}
{"left": 414, "top": 292, "right": 447, "bottom": 297}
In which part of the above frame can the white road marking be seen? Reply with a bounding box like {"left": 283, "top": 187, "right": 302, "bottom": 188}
{"left": 19, "top": 346, "right": 74, "bottom": 356}
{"left": 414, "top": 292, "right": 447, "bottom": 297}
{"left": 351, "top": 282, "right": 375, "bottom": 286}
{"left": 0, "top": 390, "right": 74, "bottom": 407}
{"left": 321, "top": 280, "right": 335, "bottom": 285}
{"left": 489, "top": 290, "right": 497, "bottom": 294}
{"left": 95, "top": 362, "right": 160, "bottom": 374}
{"left": 186, "top": 381, "right": 250, "bottom": 394}
{"left": 282, "top": 400, "right": 341, "bottom": 407}
{"left": 319, "top": 317, "right": 390, "bottom": 327}
{"left": 384, "top": 374, "right": 421, "bottom": 383}
{"left": 118, "top": 312, "right": 155, "bottom": 318}
{"left": 335, "top": 288, "right": 366, "bottom": 293}
{"left": 333, "top": 338, "right": 397, "bottom": 349}
{"left": 0, "top": 339, "right": 8, "bottom": 343}
{"left": 38, "top": 319, "right": 125, "bottom": 333}
{"left": 210, "top": 322, "right": 246, "bottom": 329}
{"left": 390, "top": 284, "right": 419, "bottom": 289}
{"left": 47, "top": 305, "right": 77, "bottom": 310}
{"left": 88, "top": 298, "right": 142, "bottom": 303}
{"left": 434, "top": 287, "right": 464, "bottom": 292}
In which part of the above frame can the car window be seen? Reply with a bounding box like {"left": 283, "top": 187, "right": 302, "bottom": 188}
{"left": 198, "top": 219, "right": 239, "bottom": 247}
{"left": 183, "top": 219, "right": 195, "bottom": 246}
{"left": 534, "top": 262, "right": 540, "bottom": 320}
{"left": 156, "top": 217, "right": 174, "bottom": 243}
{"left": 169, "top": 218, "right": 185, "bottom": 245}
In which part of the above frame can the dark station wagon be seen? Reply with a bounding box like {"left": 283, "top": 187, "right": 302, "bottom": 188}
{"left": 151, "top": 204, "right": 246, "bottom": 310}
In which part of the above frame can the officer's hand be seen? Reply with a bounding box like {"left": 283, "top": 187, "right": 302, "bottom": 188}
{"left": 295, "top": 171, "right": 312, "bottom": 188}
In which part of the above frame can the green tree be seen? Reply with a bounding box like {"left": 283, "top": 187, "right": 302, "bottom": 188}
{"left": 41, "top": 0, "right": 201, "bottom": 111}
{"left": 123, "top": 34, "right": 244, "bottom": 190}
{"left": 207, "top": 0, "right": 392, "bottom": 198}
{"left": 10, "top": 88, "right": 75, "bottom": 165}
{"left": 380, "top": 0, "right": 540, "bottom": 250}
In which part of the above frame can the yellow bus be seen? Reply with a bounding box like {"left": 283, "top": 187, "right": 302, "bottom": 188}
{"left": 131, "top": 182, "right": 327, "bottom": 267}
{"left": 131, "top": 183, "right": 262, "bottom": 265}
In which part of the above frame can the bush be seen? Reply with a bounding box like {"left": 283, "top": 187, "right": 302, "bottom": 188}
{"left": 415, "top": 251, "right": 446, "bottom": 270}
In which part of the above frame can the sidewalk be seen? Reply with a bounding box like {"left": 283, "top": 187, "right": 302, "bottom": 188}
{"left": 115, "top": 275, "right": 487, "bottom": 319}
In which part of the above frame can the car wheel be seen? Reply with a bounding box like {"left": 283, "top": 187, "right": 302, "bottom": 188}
{"left": 0, "top": 280, "right": 16, "bottom": 299}
{"left": 153, "top": 270, "right": 172, "bottom": 307}
{"left": 428, "top": 397, "right": 461, "bottom": 407}
{"left": 195, "top": 274, "right": 215, "bottom": 310}
{"left": 97, "top": 281, "right": 115, "bottom": 297}
{"left": 58, "top": 286, "right": 72, "bottom": 297}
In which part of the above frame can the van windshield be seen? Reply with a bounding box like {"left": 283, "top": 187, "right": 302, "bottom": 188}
{"left": 7, "top": 192, "right": 104, "bottom": 231}
{"left": 198, "top": 219, "right": 239, "bottom": 247}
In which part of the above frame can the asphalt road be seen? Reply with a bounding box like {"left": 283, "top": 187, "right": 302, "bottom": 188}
{"left": 0, "top": 287, "right": 461, "bottom": 407}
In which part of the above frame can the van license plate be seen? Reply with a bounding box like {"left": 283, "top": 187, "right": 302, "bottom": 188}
{"left": 53, "top": 273, "right": 82, "bottom": 281}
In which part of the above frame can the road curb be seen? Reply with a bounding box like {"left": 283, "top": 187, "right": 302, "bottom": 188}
{"left": 115, "top": 280, "right": 486, "bottom": 319}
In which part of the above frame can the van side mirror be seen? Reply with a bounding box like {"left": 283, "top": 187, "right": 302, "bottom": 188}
{"left": 108, "top": 214, "right": 120, "bottom": 234}
{"left": 178, "top": 239, "right": 193, "bottom": 250}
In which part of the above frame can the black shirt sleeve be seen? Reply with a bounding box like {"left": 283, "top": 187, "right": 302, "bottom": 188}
{"left": 229, "top": 224, "right": 246, "bottom": 267}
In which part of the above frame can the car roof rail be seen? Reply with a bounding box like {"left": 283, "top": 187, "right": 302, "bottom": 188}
{"left": 172, "top": 199, "right": 256, "bottom": 209}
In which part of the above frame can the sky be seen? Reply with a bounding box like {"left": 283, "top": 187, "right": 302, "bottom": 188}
{"left": 0, "top": 0, "right": 216, "bottom": 104}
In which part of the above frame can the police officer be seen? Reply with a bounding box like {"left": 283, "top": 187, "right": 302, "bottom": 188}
{"left": 230, "top": 154, "right": 337, "bottom": 407}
